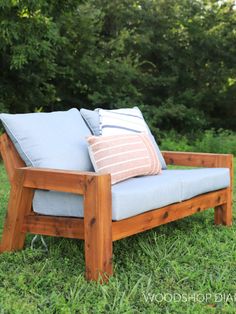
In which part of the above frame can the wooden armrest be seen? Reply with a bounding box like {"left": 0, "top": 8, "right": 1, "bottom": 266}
{"left": 15, "top": 167, "right": 110, "bottom": 195}
{"left": 161, "top": 151, "right": 233, "bottom": 169}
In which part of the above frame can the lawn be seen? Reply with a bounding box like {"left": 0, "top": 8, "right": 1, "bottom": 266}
{"left": 0, "top": 161, "right": 235, "bottom": 314}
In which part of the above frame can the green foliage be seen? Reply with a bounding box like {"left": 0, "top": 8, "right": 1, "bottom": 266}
{"left": 194, "top": 129, "right": 236, "bottom": 155}
{"left": 0, "top": 0, "right": 61, "bottom": 112}
{"left": 0, "top": 0, "right": 236, "bottom": 134}
{"left": 160, "top": 129, "right": 236, "bottom": 155}
{"left": 159, "top": 130, "right": 193, "bottom": 152}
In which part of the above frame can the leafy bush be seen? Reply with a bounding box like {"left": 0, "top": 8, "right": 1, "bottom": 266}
{"left": 194, "top": 129, "right": 236, "bottom": 155}
{"left": 159, "top": 129, "right": 236, "bottom": 155}
{"left": 0, "top": 0, "right": 236, "bottom": 134}
{"left": 157, "top": 130, "right": 193, "bottom": 152}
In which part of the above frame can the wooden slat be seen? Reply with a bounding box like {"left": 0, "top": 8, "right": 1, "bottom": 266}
{"left": 112, "top": 189, "right": 228, "bottom": 241}
{"left": 84, "top": 175, "right": 113, "bottom": 282}
{"left": 22, "top": 214, "right": 84, "bottom": 239}
{"left": 0, "top": 133, "right": 25, "bottom": 184}
{"left": 22, "top": 167, "right": 96, "bottom": 194}
{"left": 162, "top": 151, "right": 233, "bottom": 168}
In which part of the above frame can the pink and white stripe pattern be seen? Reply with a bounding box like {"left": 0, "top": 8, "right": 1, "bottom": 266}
{"left": 87, "top": 133, "right": 161, "bottom": 184}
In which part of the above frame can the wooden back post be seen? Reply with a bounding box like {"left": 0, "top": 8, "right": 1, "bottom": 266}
{"left": 0, "top": 133, "right": 25, "bottom": 184}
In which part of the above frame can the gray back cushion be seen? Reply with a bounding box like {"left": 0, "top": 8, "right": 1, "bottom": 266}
{"left": 0, "top": 108, "right": 93, "bottom": 171}
{"left": 80, "top": 108, "right": 100, "bottom": 136}
{"left": 80, "top": 107, "right": 167, "bottom": 169}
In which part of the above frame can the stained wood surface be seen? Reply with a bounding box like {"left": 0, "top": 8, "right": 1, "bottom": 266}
{"left": 162, "top": 151, "right": 233, "bottom": 169}
{"left": 22, "top": 214, "right": 84, "bottom": 239}
{"left": 211, "top": 153, "right": 233, "bottom": 226}
{"left": 0, "top": 133, "right": 25, "bottom": 183}
{"left": 0, "top": 169, "right": 34, "bottom": 252}
{"left": 84, "top": 175, "right": 113, "bottom": 282}
{"left": 22, "top": 167, "right": 90, "bottom": 194}
{"left": 112, "top": 189, "right": 228, "bottom": 241}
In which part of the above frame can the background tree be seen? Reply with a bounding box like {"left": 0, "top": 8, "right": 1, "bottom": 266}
{"left": 0, "top": 0, "right": 235, "bottom": 136}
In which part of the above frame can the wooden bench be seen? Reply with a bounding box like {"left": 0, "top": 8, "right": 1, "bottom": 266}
{"left": 0, "top": 133, "right": 233, "bottom": 282}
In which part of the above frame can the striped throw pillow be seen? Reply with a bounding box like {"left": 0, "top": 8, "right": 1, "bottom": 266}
{"left": 98, "top": 107, "right": 149, "bottom": 135}
{"left": 87, "top": 133, "right": 162, "bottom": 184}
{"left": 81, "top": 107, "right": 167, "bottom": 170}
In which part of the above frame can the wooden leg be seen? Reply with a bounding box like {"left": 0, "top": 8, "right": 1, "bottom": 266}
{"left": 214, "top": 205, "right": 223, "bottom": 225}
{"left": 84, "top": 175, "right": 112, "bottom": 282}
{"left": 214, "top": 188, "right": 232, "bottom": 226}
{"left": 0, "top": 170, "right": 34, "bottom": 252}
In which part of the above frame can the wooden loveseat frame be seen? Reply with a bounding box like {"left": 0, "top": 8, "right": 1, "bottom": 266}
{"left": 0, "top": 133, "right": 233, "bottom": 282}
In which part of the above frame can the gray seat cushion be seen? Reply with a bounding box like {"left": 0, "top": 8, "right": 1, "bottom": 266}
{"left": 33, "top": 168, "right": 230, "bottom": 221}
{"left": 0, "top": 108, "right": 93, "bottom": 171}
{"left": 170, "top": 168, "right": 230, "bottom": 201}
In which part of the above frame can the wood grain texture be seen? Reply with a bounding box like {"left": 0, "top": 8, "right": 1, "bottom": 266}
{"left": 112, "top": 189, "right": 228, "bottom": 241}
{"left": 162, "top": 151, "right": 233, "bottom": 168}
{"left": 22, "top": 167, "right": 89, "bottom": 194}
{"left": 84, "top": 174, "right": 113, "bottom": 282}
{"left": 0, "top": 133, "right": 25, "bottom": 183}
{"left": 214, "top": 154, "right": 233, "bottom": 226}
{"left": 22, "top": 214, "right": 84, "bottom": 239}
{"left": 0, "top": 169, "right": 34, "bottom": 252}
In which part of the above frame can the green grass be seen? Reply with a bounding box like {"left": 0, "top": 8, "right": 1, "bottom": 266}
{"left": 0, "top": 161, "right": 236, "bottom": 314}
